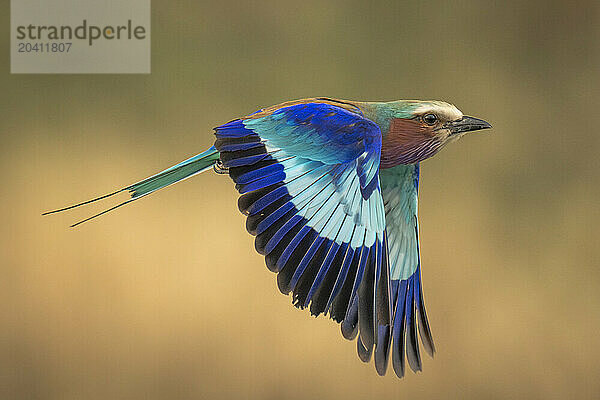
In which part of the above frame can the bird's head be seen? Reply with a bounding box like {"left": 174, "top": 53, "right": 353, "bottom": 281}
{"left": 370, "top": 100, "right": 491, "bottom": 168}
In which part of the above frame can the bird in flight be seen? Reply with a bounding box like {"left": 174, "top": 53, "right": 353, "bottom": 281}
{"left": 44, "top": 98, "right": 491, "bottom": 378}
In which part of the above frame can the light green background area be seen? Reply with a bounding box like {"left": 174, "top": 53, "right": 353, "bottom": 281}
{"left": 2, "top": 1, "right": 599, "bottom": 399}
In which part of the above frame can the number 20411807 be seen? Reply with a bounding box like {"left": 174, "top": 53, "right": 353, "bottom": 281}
{"left": 17, "top": 42, "right": 72, "bottom": 53}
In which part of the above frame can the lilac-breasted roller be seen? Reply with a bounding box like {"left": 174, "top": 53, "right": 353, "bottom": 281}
{"left": 45, "top": 98, "right": 491, "bottom": 378}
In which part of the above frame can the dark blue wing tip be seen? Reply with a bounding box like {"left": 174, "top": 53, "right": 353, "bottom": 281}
{"left": 387, "top": 265, "right": 435, "bottom": 377}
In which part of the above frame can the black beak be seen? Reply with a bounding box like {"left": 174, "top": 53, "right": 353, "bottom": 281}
{"left": 447, "top": 116, "right": 492, "bottom": 134}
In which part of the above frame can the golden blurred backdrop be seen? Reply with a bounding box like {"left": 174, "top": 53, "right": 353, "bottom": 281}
{"left": 2, "top": 1, "right": 600, "bottom": 399}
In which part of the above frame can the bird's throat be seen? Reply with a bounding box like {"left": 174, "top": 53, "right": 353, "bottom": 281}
{"left": 380, "top": 118, "right": 443, "bottom": 168}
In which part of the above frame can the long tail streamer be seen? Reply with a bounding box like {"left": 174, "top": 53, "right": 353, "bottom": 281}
{"left": 43, "top": 146, "right": 220, "bottom": 227}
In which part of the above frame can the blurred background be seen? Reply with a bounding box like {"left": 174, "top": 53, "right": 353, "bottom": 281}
{"left": 2, "top": 1, "right": 599, "bottom": 399}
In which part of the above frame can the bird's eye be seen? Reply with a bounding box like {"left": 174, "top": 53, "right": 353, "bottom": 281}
{"left": 422, "top": 114, "right": 438, "bottom": 125}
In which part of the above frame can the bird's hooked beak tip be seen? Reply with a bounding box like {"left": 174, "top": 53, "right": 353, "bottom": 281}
{"left": 448, "top": 116, "right": 492, "bottom": 135}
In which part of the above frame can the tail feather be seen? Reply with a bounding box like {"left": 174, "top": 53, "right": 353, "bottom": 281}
{"left": 43, "top": 146, "right": 220, "bottom": 226}
{"left": 126, "top": 146, "right": 220, "bottom": 198}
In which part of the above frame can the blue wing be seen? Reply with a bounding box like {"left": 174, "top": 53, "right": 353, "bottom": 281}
{"left": 213, "top": 99, "right": 390, "bottom": 365}
{"left": 376, "top": 163, "right": 435, "bottom": 377}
